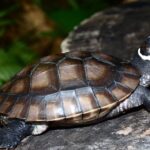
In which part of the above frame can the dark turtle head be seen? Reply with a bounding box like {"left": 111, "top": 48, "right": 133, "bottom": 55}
{"left": 131, "top": 36, "right": 150, "bottom": 77}
{"left": 138, "top": 36, "right": 150, "bottom": 61}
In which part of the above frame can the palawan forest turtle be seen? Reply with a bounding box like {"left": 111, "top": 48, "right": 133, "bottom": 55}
{"left": 0, "top": 37, "right": 150, "bottom": 148}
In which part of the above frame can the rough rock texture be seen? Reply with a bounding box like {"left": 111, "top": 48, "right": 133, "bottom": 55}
{"left": 16, "top": 1, "right": 150, "bottom": 150}
{"left": 16, "top": 110, "right": 150, "bottom": 150}
{"left": 61, "top": 1, "right": 150, "bottom": 60}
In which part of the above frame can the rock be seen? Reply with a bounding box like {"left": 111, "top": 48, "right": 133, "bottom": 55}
{"left": 16, "top": 110, "right": 150, "bottom": 150}
{"left": 61, "top": 1, "right": 150, "bottom": 60}
{"left": 16, "top": 1, "right": 150, "bottom": 150}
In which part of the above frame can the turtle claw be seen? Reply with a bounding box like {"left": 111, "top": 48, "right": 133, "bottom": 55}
{"left": 0, "top": 120, "right": 33, "bottom": 148}
{"left": 0, "top": 130, "right": 19, "bottom": 148}
{"left": 0, "top": 128, "right": 22, "bottom": 149}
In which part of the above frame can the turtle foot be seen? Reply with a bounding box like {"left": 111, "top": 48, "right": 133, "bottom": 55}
{"left": 0, "top": 130, "right": 20, "bottom": 148}
{"left": 0, "top": 120, "right": 33, "bottom": 148}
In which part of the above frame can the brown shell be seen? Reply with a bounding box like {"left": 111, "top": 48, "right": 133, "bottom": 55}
{"left": 0, "top": 51, "right": 140, "bottom": 123}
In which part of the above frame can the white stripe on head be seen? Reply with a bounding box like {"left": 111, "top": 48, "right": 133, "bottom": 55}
{"left": 138, "top": 48, "right": 150, "bottom": 61}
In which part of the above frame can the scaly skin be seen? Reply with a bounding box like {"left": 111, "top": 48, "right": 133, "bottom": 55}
{"left": 0, "top": 120, "right": 33, "bottom": 148}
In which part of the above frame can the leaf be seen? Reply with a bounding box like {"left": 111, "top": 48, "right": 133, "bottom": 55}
{"left": 0, "top": 64, "right": 21, "bottom": 82}
{"left": 0, "top": 29, "right": 5, "bottom": 37}
{"left": 0, "top": 41, "right": 37, "bottom": 85}
{"left": 68, "top": 0, "right": 79, "bottom": 10}
{"left": 9, "top": 40, "right": 38, "bottom": 64}
{"left": 0, "top": 19, "right": 14, "bottom": 26}
{"left": 0, "top": 5, "right": 18, "bottom": 18}
{"left": 32, "top": 0, "right": 42, "bottom": 6}
{"left": 49, "top": 9, "right": 89, "bottom": 34}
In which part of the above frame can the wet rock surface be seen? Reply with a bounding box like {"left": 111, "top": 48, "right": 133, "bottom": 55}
{"left": 16, "top": 1, "right": 150, "bottom": 150}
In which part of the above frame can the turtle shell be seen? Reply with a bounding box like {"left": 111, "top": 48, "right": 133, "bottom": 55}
{"left": 0, "top": 51, "right": 140, "bottom": 123}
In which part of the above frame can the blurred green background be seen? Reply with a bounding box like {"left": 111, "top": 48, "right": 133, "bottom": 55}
{"left": 0, "top": 0, "right": 133, "bottom": 86}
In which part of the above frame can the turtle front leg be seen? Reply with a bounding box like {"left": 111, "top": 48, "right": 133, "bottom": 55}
{"left": 0, "top": 120, "right": 33, "bottom": 149}
{"left": 140, "top": 74, "right": 150, "bottom": 87}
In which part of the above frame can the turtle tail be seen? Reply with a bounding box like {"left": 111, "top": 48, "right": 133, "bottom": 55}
{"left": 0, "top": 119, "right": 33, "bottom": 148}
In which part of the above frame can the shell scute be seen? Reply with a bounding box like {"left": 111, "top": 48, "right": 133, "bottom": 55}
{"left": 8, "top": 96, "right": 27, "bottom": 119}
{"left": 31, "top": 63, "right": 59, "bottom": 94}
{"left": 85, "top": 58, "right": 115, "bottom": 86}
{"left": 59, "top": 58, "right": 86, "bottom": 89}
{"left": 120, "top": 74, "right": 139, "bottom": 90}
{"left": 94, "top": 89, "right": 116, "bottom": 108}
{"left": 109, "top": 83, "right": 131, "bottom": 101}
{"left": 0, "top": 95, "right": 17, "bottom": 115}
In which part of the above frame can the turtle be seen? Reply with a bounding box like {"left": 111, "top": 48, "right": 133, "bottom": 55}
{"left": 0, "top": 37, "right": 150, "bottom": 149}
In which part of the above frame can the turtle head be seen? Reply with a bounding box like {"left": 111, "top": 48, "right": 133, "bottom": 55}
{"left": 138, "top": 36, "right": 150, "bottom": 61}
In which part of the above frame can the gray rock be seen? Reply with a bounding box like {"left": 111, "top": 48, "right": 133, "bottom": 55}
{"left": 16, "top": 1, "right": 150, "bottom": 150}
{"left": 16, "top": 110, "right": 150, "bottom": 150}
{"left": 61, "top": 1, "right": 150, "bottom": 60}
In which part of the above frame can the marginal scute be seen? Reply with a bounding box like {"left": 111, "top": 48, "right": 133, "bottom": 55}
{"left": 121, "top": 74, "right": 139, "bottom": 90}
{"left": 0, "top": 95, "right": 5, "bottom": 104}
{"left": 0, "top": 51, "right": 140, "bottom": 122}
{"left": 110, "top": 83, "right": 131, "bottom": 101}
{"left": 122, "top": 63, "right": 140, "bottom": 76}
{"left": 76, "top": 87, "right": 98, "bottom": 112}
{"left": 27, "top": 96, "right": 45, "bottom": 121}
{"left": 94, "top": 89, "right": 116, "bottom": 108}
{"left": 61, "top": 90, "right": 81, "bottom": 118}
{"left": 16, "top": 65, "right": 33, "bottom": 77}
{"left": 0, "top": 96, "right": 16, "bottom": 114}
{"left": 1, "top": 81, "right": 13, "bottom": 93}
{"left": 45, "top": 94, "right": 64, "bottom": 121}
{"left": 7, "top": 96, "right": 29, "bottom": 119}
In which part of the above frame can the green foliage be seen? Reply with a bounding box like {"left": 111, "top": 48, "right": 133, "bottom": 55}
{"left": 68, "top": 0, "right": 79, "bottom": 10}
{"left": 0, "top": 5, "right": 18, "bottom": 36}
{"left": 50, "top": 9, "right": 89, "bottom": 34}
{"left": 32, "top": 0, "right": 42, "bottom": 6}
{"left": 0, "top": 4, "right": 37, "bottom": 86}
{"left": 0, "top": 41, "right": 37, "bottom": 86}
